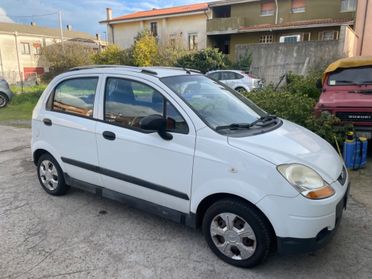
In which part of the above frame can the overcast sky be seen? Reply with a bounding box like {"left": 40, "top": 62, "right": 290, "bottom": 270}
{"left": 0, "top": 0, "right": 212, "bottom": 37}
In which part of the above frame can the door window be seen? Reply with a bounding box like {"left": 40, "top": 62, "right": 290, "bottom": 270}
{"left": 51, "top": 77, "right": 98, "bottom": 118}
{"left": 221, "top": 72, "right": 238, "bottom": 80}
{"left": 104, "top": 77, "right": 188, "bottom": 134}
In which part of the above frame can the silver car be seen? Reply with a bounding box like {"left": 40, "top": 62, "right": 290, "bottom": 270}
{"left": 0, "top": 77, "right": 14, "bottom": 108}
{"left": 206, "top": 70, "right": 262, "bottom": 93}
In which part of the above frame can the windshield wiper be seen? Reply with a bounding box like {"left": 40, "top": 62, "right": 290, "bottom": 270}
{"left": 216, "top": 114, "right": 277, "bottom": 131}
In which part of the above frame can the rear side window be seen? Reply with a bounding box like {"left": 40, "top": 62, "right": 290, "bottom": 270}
{"left": 52, "top": 77, "right": 98, "bottom": 118}
{"left": 104, "top": 77, "right": 188, "bottom": 134}
{"left": 207, "top": 72, "right": 220, "bottom": 81}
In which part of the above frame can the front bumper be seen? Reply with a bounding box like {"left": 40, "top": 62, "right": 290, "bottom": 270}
{"left": 277, "top": 183, "right": 349, "bottom": 254}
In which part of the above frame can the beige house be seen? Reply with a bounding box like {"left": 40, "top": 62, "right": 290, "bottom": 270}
{"left": 100, "top": 3, "right": 210, "bottom": 50}
{"left": 0, "top": 22, "right": 104, "bottom": 84}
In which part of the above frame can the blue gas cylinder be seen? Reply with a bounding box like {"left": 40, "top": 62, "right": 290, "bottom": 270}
{"left": 343, "top": 132, "right": 356, "bottom": 169}
{"left": 353, "top": 140, "right": 362, "bottom": 169}
{"left": 359, "top": 137, "right": 368, "bottom": 168}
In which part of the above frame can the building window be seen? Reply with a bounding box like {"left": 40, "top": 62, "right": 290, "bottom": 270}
{"left": 302, "top": 32, "right": 311, "bottom": 41}
{"left": 259, "top": 34, "right": 273, "bottom": 44}
{"left": 340, "top": 0, "right": 356, "bottom": 11}
{"left": 319, "top": 31, "right": 339, "bottom": 41}
{"left": 33, "top": 42, "right": 42, "bottom": 55}
{"left": 261, "top": 1, "right": 275, "bottom": 16}
{"left": 279, "top": 34, "right": 301, "bottom": 43}
{"left": 20, "top": 42, "right": 30, "bottom": 55}
{"left": 150, "top": 22, "right": 158, "bottom": 37}
{"left": 291, "top": 0, "right": 305, "bottom": 13}
{"left": 189, "top": 33, "right": 198, "bottom": 50}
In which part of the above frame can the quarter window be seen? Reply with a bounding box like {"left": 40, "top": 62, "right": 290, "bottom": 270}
{"left": 104, "top": 78, "right": 188, "bottom": 134}
{"left": 52, "top": 77, "right": 98, "bottom": 118}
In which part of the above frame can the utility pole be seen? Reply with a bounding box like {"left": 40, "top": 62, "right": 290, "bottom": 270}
{"left": 58, "top": 10, "right": 65, "bottom": 53}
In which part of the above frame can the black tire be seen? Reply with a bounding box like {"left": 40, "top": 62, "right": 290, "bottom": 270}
{"left": 235, "top": 87, "right": 248, "bottom": 94}
{"left": 202, "top": 198, "right": 273, "bottom": 268}
{"left": 0, "top": 93, "right": 9, "bottom": 108}
{"left": 37, "top": 153, "right": 69, "bottom": 196}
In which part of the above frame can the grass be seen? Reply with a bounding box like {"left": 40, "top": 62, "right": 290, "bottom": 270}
{"left": 0, "top": 85, "right": 46, "bottom": 125}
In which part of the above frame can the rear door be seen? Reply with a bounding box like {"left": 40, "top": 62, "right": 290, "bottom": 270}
{"left": 40, "top": 75, "right": 102, "bottom": 186}
{"left": 95, "top": 75, "right": 196, "bottom": 213}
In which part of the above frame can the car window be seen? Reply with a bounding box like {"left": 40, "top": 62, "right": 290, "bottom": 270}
{"left": 234, "top": 73, "right": 244, "bottom": 79}
{"left": 221, "top": 72, "right": 236, "bottom": 80}
{"left": 104, "top": 77, "right": 188, "bottom": 134}
{"left": 207, "top": 72, "right": 220, "bottom": 81}
{"left": 328, "top": 66, "right": 372, "bottom": 86}
{"left": 52, "top": 77, "right": 98, "bottom": 118}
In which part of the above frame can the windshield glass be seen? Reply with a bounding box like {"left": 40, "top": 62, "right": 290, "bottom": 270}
{"left": 161, "top": 75, "right": 266, "bottom": 129}
{"left": 328, "top": 66, "right": 372, "bottom": 86}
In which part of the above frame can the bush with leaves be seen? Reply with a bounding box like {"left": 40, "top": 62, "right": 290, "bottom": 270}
{"left": 132, "top": 30, "right": 158, "bottom": 67}
{"left": 232, "top": 50, "right": 252, "bottom": 72}
{"left": 175, "top": 48, "right": 230, "bottom": 73}
{"left": 92, "top": 44, "right": 133, "bottom": 65}
{"left": 42, "top": 42, "right": 93, "bottom": 81}
{"left": 285, "top": 71, "right": 322, "bottom": 100}
{"left": 245, "top": 88, "right": 351, "bottom": 146}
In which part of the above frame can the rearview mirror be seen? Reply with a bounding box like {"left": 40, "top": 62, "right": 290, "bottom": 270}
{"left": 316, "top": 79, "right": 323, "bottom": 89}
{"left": 139, "top": 114, "right": 173, "bottom": 141}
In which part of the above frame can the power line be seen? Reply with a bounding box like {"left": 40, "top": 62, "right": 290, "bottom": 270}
{"left": 0, "top": 11, "right": 58, "bottom": 18}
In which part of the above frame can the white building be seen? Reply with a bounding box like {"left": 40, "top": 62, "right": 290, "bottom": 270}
{"left": 100, "top": 3, "right": 210, "bottom": 50}
{"left": 0, "top": 22, "right": 104, "bottom": 84}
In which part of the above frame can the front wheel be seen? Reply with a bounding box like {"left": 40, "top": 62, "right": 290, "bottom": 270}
{"left": 202, "top": 199, "right": 273, "bottom": 268}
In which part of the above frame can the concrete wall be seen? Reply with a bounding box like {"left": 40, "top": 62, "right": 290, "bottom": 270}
{"left": 110, "top": 12, "right": 209, "bottom": 50}
{"left": 236, "top": 28, "right": 352, "bottom": 84}
{"left": 354, "top": 0, "right": 372, "bottom": 56}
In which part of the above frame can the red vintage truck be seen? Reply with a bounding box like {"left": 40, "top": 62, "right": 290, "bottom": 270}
{"left": 315, "top": 56, "right": 372, "bottom": 139}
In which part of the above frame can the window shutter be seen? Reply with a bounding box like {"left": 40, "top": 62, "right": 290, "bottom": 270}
{"left": 261, "top": 1, "right": 275, "bottom": 12}
{"left": 292, "top": 0, "right": 305, "bottom": 9}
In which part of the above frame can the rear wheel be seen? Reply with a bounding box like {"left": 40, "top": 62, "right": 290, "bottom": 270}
{"left": 37, "top": 154, "right": 69, "bottom": 196}
{"left": 0, "top": 93, "right": 8, "bottom": 108}
{"left": 202, "top": 199, "right": 272, "bottom": 268}
{"left": 235, "top": 87, "right": 248, "bottom": 94}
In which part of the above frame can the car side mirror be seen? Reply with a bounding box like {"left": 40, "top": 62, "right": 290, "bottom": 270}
{"left": 139, "top": 114, "right": 173, "bottom": 141}
{"left": 316, "top": 79, "right": 323, "bottom": 89}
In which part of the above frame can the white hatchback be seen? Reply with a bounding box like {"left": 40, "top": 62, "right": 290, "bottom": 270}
{"left": 32, "top": 66, "right": 349, "bottom": 268}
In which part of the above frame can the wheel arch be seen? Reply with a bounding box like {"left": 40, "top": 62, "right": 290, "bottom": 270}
{"left": 194, "top": 193, "right": 276, "bottom": 244}
{"left": 33, "top": 149, "right": 52, "bottom": 165}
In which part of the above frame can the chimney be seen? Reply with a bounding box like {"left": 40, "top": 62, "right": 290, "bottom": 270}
{"left": 106, "top": 8, "right": 112, "bottom": 20}
{"left": 66, "top": 24, "right": 72, "bottom": 31}
{"left": 30, "top": 22, "right": 36, "bottom": 26}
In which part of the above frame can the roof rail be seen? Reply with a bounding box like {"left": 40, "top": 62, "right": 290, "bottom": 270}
{"left": 147, "top": 66, "right": 201, "bottom": 74}
{"left": 68, "top": 65, "right": 158, "bottom": 75}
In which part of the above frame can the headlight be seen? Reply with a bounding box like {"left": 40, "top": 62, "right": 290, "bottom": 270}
{"left": 277, "top": 164, "right": 335, "bottom": 200}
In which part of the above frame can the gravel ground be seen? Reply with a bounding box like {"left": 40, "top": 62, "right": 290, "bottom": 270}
{"left": 1, "top": 125, "right": 372, "bottom": 279}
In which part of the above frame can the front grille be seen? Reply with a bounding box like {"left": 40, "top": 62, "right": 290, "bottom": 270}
{"left": 337, "top": 166, "right": 347, "bottom": 186}
{"left": 335, "top": 112, "right": 372, "bottom": 122}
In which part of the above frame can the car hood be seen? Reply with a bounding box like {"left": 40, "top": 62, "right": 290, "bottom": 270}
{"left": 318, "top": 90, "right": 372, "bottom": 108}
{"left": 227, "top": 120, "right": 343, "bottom": 183}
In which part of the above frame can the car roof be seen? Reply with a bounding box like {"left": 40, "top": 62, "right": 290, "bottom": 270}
{"left": 206, "top": 69, "right": 242, "bottom": 74}
{"left": 66, "top": 65, "right": 202, "bottom": 79}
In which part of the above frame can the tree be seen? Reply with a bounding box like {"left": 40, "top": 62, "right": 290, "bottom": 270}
{"left": 42, "top": 42, "right": 93, "bottom": 81}
{"left": 92, "top": 44, "right": 133, "bottom": 65}
{"left": 132, "top": 30, "right": 158, "bottom": 67}
{"left": 175, "top": 48, "right": 230, "bottom": 73}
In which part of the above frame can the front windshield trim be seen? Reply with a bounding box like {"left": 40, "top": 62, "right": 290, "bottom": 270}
{"left": 160, "top": 74, "right": 280, "bottom": 136}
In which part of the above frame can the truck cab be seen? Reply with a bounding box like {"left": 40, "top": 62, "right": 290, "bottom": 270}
{"left": 315, "top": 56, "right": 372, "bottom": 139}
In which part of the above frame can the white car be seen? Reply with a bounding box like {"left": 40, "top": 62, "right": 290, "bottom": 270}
{"left": 206, "top": 70, "right": 262, "bottom": 93}
{"left": 32, "top": 66, "right": 349, "bottom": 268}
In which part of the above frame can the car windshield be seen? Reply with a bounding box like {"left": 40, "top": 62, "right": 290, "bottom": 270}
{"left": 328, "top": 66, "right": 372, "bottom": 86}
{"left": 160, "top": 75, "right": 266, "bottom": 130}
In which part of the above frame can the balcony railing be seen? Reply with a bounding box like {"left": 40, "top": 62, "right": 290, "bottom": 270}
{"left": 207, "top": 17, "right": 249, "bottom": 34}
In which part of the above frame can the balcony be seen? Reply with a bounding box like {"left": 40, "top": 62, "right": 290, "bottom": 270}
{"left": 207, "top": 17, "right": 249, "bottom": 35}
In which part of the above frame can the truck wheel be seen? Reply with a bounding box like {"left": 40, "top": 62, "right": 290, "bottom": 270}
{"left": 202, "top": 198, "right": 272, "bottom": 268}
{"left": 37, "top": 153, "right": 69, "bottom": 196}
{"left": 0, "top": 93, "right": 8, "bottom": 108}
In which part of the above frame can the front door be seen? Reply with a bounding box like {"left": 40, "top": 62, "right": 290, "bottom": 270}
{"left": 95, "top": 76, "right": 195, "bottom": 213}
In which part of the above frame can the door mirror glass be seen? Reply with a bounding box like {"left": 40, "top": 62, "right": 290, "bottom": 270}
{"left": 139, "top": 114, "right": 173, "bottom": 140}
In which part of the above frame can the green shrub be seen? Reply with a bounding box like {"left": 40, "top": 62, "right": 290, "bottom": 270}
{"left": 92, "top": 44, "right": 133, "bottom": 65}
{"left": 285, "top": 71, "right": 322, "bottom": 100}
{"left": 232, "top": 50, "right": 252, "bottom": 72}
{"left": 175, "top": 48, "right": 230, "bottom": 73}
{"left": 245, "top": 89, "right": 350, "bottom": 146}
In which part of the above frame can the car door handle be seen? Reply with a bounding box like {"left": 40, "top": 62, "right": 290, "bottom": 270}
{"left": 102, "top": 131, "right": 116, "bottom": 141}
{"left": 43, "top": 118, "right": 52, "bottom": 126}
